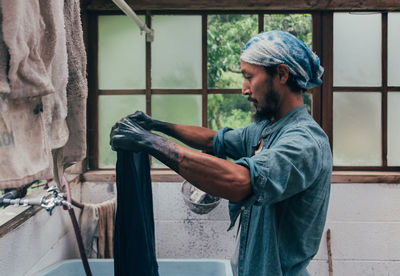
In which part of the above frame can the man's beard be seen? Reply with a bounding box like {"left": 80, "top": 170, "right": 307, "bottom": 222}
{"left": 252, "top": 86, "right": 280, "bottom": 122}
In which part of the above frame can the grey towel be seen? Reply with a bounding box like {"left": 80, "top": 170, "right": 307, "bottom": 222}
{"left": 41, "top": 0, "right": 69, "bottom": 150}
{"left": 0, "top": 1, "right": 10, "bottom": 94}
{"left": 79, "top": 198, "right": 117, "bottom": 258}
{"left": 0, "top": 97, "right": 52, "bottom": 189}
{"left": 63, "top": 0, "right": 88, "bottom": 164}
{"left": 0, "top": 0, "right": 56, "bottom": 98}
{"left": 2, "top": 0, "right": 69, "bottom": 149}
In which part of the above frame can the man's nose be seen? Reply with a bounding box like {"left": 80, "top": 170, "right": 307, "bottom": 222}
{"left": 242, "top": 82, "right": 250, "bottom": 96}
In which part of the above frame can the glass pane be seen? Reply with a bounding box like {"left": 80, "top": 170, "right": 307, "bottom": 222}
{"left": 207, "top": 93, "right": 311, "bottom": 131}
{"left": 151, "top": 95, "right": 202, "bottom": 168}
{"left": 99, "top": 95, "right": 146, "bottom": 168}
{"left": 388, "top": 92, "right": 400, "bottom": 166}
{"left": 208, "top": 94, "right": 252, "bottom": 130}
{"left": 264, "top": 14, "right": 312, "bottom": 48}
{"left": 152, "top": 16, "right": 202, "bottom": 89}
{"left": 208, "top": 15, "right": 258, "bottom": 89}
{"left": 333, "top": 13, "right": 381, "bottom": 86}
{"left": 388, "top": 13, "right": 400, "bottom": 86}
{"left": 333, "top": 92, "right": 381, "bottom": 166}
{"left": 98, "top": 15, "right": 146, "bottom": 89}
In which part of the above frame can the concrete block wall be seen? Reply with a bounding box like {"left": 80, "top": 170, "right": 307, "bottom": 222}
{"left": 1, "top": 181, "right": 399, "bottom": 275}
{"left": 153, "top": 182, "right": 236, "bottom": 259}
{"left": 79, "top": 181, "right": 237, "bottom": 259}
{"left": 310, "top": 183, "right": 400, "bottom": 275}
{"left": 80, "top": 181, "right": 400, "bottom": 275}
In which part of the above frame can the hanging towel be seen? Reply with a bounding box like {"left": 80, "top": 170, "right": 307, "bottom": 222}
{"left": 41, "top": 0, "right": 69, "bottom": 150}
{"left": 79, "top": 202, "right": 99, "bottom": 258}
{"left": 0, "top": 1, "right": 10, "bottom": 95}
{"left": 1, "top": 0, "right": 69, "bottom": 150}
{"left": 98, "top": 198, "right": 117, "bottom": 258}
{"left": 0, "top": 96, "right": 52, "bottom": 189}
{"left": 0, "top": 0, "right": 56, "bottom": 98}
{"left": 114, "top": 151, "right": 159, "bottom": 276}
{"left": 62, "top": 0, "right": 88, "bottom": 164}
{"left": 79, "top": 198, "right": 117, "bottom": 258}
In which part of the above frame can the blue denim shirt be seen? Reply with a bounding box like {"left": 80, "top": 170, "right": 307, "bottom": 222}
{"left": 213, "top": 105, "right": 332, "bottom": 276}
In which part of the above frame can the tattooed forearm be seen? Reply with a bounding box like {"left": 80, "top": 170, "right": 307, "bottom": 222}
{"left": 147, "top": 134, "right": 182, "bottom": 173}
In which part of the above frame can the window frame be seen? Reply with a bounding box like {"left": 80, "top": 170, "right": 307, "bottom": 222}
{"left": 87, "top": 10, "right": 322, "bottom": 170}
{"left": 86, "top": 9, "right": 400, "bottom": 177}
{"left": 325, "top": 11, "right": 400, "bottom": 171}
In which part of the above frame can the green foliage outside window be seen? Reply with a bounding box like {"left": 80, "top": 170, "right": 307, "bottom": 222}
{"left": 207, "top": 14, "right": 313, "bottom": 130}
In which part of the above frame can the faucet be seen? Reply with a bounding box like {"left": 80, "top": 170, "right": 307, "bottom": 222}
{"left": 0, "top": 185, "right": 72, "bottom": 216}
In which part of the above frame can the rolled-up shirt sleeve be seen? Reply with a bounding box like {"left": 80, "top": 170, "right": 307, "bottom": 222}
{"left": 213, "top": 127, "right": 247, "bottom": 160}
{"left": 235, "top": 127, "right": 323, "bottom": 206}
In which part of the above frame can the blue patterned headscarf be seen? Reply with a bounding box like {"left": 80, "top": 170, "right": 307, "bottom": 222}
{"left": 240, "top": 30, "right": 324, "bottom": 90}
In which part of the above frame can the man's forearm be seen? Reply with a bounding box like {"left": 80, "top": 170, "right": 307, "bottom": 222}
{"left": 153, "top": 121, "right": 216, "bottom": 153}
{"left": 146, "top": 134, "right": 251, "bottom": 202}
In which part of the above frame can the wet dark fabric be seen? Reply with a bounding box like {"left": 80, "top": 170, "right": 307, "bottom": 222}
{"left": 114, "top": 151, "right": 159, "bottom": 276}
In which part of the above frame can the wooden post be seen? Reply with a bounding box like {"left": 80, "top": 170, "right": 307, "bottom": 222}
{"left": 327, "top": 228, "right": 333, "bottom": 276}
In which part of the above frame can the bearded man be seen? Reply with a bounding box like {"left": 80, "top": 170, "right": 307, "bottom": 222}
{"left": 110, "top": 30, "right": 332, "bottom": 276}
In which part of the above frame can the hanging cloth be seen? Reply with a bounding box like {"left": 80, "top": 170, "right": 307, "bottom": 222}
{"left": 113, "top": 151, "right": 159, "bottom": 276}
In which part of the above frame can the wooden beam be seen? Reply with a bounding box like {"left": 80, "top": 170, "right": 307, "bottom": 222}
{"left": 202, "top": 14, "right": 208, "bottom": 128}
{"left": 332, "top": 171, "right": 400, "bottom": 183}
{"left": 321, "top": 12, "right": 333, "bottom": 150}
{"left": 83, "top": 169, "right": 400, "bottom": 184}
{"left": 87, "top": 0, "right": 400, "bottom": 11}
{"left": 0, "top": 206, "right": 43, "bottom": 239}
{"left": 83, "top": 169, "right": 184, "bottom": 182}
{"left": 86, "top": 14, "right": 100, "bottom": 169}
{"left": 311, "top": 12, "right": 322, "bottom": 126}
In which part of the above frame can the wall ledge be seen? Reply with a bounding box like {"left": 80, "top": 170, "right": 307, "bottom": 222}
{"left": 83, "top": 169, "right": 184, "bottom": 183}
{"left": 83, "top": 169, "right": 400, "bottom": 184}
{"left": 332, "top": 171, "right": 400, "bottom": 183}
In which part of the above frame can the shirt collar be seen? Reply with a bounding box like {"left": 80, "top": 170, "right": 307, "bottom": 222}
{"left": 261, "top": 105, "right": 307, "bottom": 137}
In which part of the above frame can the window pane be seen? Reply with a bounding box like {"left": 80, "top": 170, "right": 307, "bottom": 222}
{"left": 208, "top": 15, "right": 257, "bottom": 89}
{"left": 208, "top": 94, "right": 252, "bottom": 130}
{"left": 207, "top": 93, "right": 311, "bottom": 131}
{"left": 151, "top": 95, "right": 202, "bottom": 168}
{"left": 99, "top": 95, "right": 146, "bottom": 168}
{"left": 98, "top": 15, "right": 146, "bottom": 89}
{"left": 333, "top": 92, "right": 381, "bottom": 166}
{"left": 388, "top": 92, "right": 400, "bottom": 166}
{"left": 333, "top": 13, "right": 381, "bottom": 86}
{"left": 152, "top": 16, "right": 202, "bottom": 89}
{"left": 152, "top": 95, "right": 202, "bottom": 126}
{"left": 264, "top": 14, "right": 312, "bottom": 48}
{"left": 388, "top": 13, "right": 400, "bottom": 86}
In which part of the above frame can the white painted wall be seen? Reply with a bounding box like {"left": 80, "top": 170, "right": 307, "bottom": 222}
{"left": 310, "top": 183, "right": 400, "bottom": 275}
{"left": 1, "top": 181, "right": 399, "bottom": 275}
{"left": 81, "top": 181, "right": 400, "bottom": 275}
{"left": 0, "top": 182, "right": 82, "bottom": 276}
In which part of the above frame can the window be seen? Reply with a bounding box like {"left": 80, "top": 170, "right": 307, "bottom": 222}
{"left": 331, "top": 12, "right": 400, "bottom": 170}
{"left": 89, "top": 10, "right": 400, "bottom": 173}
{"left": 90, "top": 11, "right": 313, "bottom": 169}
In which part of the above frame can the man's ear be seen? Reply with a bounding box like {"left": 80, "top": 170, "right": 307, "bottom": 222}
{"left": 277, "top": 64, "right": 289, "bottom": 84}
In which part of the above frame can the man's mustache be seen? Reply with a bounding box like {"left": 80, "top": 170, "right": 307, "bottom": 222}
{"left": 248, "top": 97, "right": 257, "bottom": 103}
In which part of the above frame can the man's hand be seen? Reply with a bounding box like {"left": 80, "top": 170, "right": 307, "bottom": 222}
{"left": 110, "top": 117, "right": 154, "bottom": 152}
{"left": 126, "top": 111, "right": 158, "bottom": 131}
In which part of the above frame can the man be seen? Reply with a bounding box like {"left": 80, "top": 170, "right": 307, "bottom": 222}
{"left": 110, "top": 30, "right": 332, "bottom": 276}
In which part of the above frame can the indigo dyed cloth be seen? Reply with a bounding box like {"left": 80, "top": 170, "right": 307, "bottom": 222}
{"left": 213, "top": 105, "right": 332, "bottom": 276}
{"left": 114, "top": 151, "right": 159, "bottom": 276}
{"left": 240, "top": 30, "right": 324, "bottom": 90}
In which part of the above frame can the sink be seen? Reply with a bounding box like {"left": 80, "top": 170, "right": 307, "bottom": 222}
{"left": 34, "top": 258, "right": 233, "bottom": 276}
